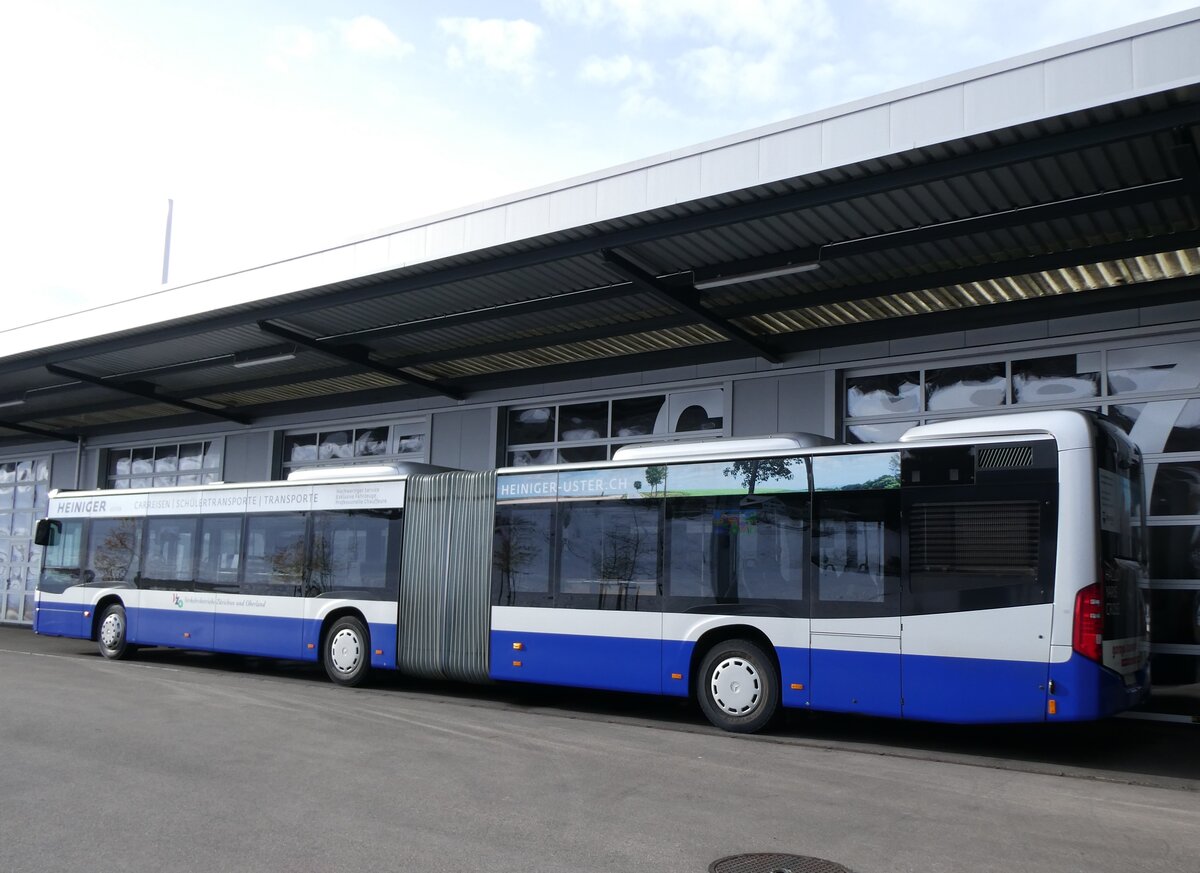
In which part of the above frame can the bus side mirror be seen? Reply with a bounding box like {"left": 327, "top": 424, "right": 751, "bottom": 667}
{"left": 34, "top": 518, "right": 60, "bottom": 547}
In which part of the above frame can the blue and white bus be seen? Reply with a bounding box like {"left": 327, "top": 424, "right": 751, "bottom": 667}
{"left": 33, "top": 410, "right": 1150, "bottom": 732}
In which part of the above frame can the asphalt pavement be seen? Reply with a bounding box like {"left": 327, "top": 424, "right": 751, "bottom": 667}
{"left": 1, "top": 625, "right": 1197, "bottom": 873}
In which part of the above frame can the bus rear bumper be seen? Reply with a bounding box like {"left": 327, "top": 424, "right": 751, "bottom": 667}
{"left": 1048, "top": 652, "right": 1150, "bottom": 720}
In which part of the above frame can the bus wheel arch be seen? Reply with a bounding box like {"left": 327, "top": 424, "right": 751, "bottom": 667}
{"left": 321, "top": 610, "right": 371, "bottom": 687}
{"left": 94, "top": 598, "right": 131, "bottom": 660}
{"left": 692, "top": 627, "right": 780, "bottom": 734}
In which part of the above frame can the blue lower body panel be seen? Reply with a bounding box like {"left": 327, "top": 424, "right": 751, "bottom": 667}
{"left": 490, "top": 629, "right": 662, "bottom": 695}
{"left": 135, "top": 607, "right": 215, "bottom": 650}
{"left": 214, "top": 612, "right": 302, "bottom": 659}
{"left": 33, "top": 601, "right": 88, "bottom": 638}
{"left": 811, "top": 649, "right": 901, "bottom": 718}
{"left": 902, "top": 653, "right": 1049, "bottom": 723}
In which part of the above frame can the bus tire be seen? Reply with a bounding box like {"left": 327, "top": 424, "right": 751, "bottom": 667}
{"left": 697, "top": 639, "right": 779, "bottom": 734}
{"left": 97, "top": 603, "right": 130, "bottom": 660}
{"left": 323, "top": 616, "right": 370, "bottom": 687}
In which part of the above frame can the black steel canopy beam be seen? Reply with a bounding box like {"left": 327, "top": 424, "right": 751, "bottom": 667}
{"left": 256, "top": 321, "right": 464, "bottom": 401}
{"left": 600, "top": 249, "right": 784, "bottom": 363}
{"left": 321, "top": 282, "right": 647, "bottom": 345}
{"left": 1173, "top": 126, "right": 1200, "bottom": 223}
{"left": 4, "top": 102, "right": 1196, "bottom": 379}
{"left": 382, "top": 313, "right": 697, "bottom": 370}
{"left": 0, "top": 420, "right": 79, "bottom": 442}
{"left": 44, "top": 364, "right": 251, "bottom": 425}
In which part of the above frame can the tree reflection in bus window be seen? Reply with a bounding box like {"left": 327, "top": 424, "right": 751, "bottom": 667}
{"left": 87, "top": 518, "right": 139, "bottom": 583}
{"left": 813, "top": 453, "right": 900, "bottom": 492}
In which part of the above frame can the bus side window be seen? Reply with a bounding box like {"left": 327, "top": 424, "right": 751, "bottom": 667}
{"left": 86, "top": 518, "right": 141, "bottom": 584}
{"left": 813, "top": 493, "right": 900, "bottom": 615}
{"left": 665, "top": 503, "right": 713, "bottom": 599}
{"left": 142, "top": 517, "right": 199, "bottom": 589}
{"left": 196, "top": 516, "right": 243, "bottom": 588}
{"left": 492, "top": 504, "right": 553, "bottom": 606}
{"left": 558, "top": 500, "right": 660, "bottom": 609}
{"left": 309, "top": 511, "right": 397, "bottom": 596}
{"left": 242, "top": 514, "right": 306, "bottom": 593}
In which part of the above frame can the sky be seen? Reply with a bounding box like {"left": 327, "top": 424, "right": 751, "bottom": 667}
{"left": 2, "top": 0, "right": 1197, "bottom": 329}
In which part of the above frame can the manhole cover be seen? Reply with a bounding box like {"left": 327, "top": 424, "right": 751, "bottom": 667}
{"left": 709, "top": 854, "right": 853, "bottom": 873}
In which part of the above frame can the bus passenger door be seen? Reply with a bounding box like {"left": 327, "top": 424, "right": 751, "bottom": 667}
{"left": 809, "top": 456, "right": 902, "bottom": 719}
{"left": 214, "top": 513, "right": 306, "bottom": 659}
{"left": 135, "top": 517, "right": 215, "bottom": 650}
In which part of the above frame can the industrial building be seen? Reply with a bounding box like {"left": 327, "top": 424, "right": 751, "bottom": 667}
{"left": 3, "top": 10, "right": 1198, "bottom": 718}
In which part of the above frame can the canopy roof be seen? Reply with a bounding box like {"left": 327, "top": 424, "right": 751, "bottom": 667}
{"left": 2, "top": 11, "right": 1199, "bottom": 447}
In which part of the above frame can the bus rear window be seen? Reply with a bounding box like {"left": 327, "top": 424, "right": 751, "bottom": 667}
{"left": 1096, "top": 421, "right": 1145, "bottom": 564}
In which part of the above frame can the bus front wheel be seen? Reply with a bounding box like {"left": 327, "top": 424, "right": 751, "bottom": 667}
{"left": 97, "top": 603, "right": 130, "bottom": 660}
{"left": 697, "top": 639, "right": 779, "bottom": 734}
{"left": 323, "top": 616, "right": 370, "bottom": 687}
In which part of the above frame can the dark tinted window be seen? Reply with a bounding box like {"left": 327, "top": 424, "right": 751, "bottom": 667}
{"left": 243, "top": 514, "right": 307, "bottom": 594}
{"left": 87, "top": 518, "right": 140, "bottom": 583}
{"left": 493, "top": 504, "right": 554, "bottom": 604}
{"left": 813, "top": 493, "right": 899, "bottom": 617}
{"left": 310, "top": 511, "right": 399, "bottom": 598}
{"left": 141, "top": 517, "right": 198, "bottom": 588}
{"left": 559, "top": 500, "right": 660, "bottom": 609}
{"left": 665, "top": 495, "right": 807, "bottom": 609}
{"left": 196, "top": 516, "right": 243, "bottom": 588}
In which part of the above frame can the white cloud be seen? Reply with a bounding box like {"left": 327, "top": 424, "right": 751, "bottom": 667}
{"left": 439, "top": 17, "right": 543, "bottom": 85}
{"left": 542, "top": 0, "right": 836, "bottom": 52}
{"left": 618, "top": 89, "right": 676, "bottom": 119}
{"left": 674, "top": 45, "right": 788, "bottom": 104}
{"left": 336, "top": 15, "right": 413, "bottom": 59}
{"left": 265, "top": 25, "right": 326, "bottom": 73}
{"left": 579, "top": 54, "right": 654, "bottom": 87}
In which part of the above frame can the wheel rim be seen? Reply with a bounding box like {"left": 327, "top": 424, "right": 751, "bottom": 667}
{"left": 99, "top": 611, "right": 124, "bottom": 651}
{"left": 329, "top": 628, "right": 363, "bottom": 675}
{"left": 709, "top": 656, "right": 762, "bottom": 717}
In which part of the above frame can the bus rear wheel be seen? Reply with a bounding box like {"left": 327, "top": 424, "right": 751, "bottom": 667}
{"left": 697, "top": 639, "right": 779, "bottom": 734}
{"left": 323, "top": 616, "right": 370, "bottom": 687}
{"left": 97, "top": 603, "right": 131, "bottom": 660}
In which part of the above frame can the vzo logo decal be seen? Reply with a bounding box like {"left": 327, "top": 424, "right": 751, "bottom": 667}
{"left": 172, "top": 594, "right": 185, "bottom": 608}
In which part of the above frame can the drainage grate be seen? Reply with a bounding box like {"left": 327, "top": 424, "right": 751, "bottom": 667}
{"left": 709, "top": 854, "right": 853, "bottom": 873}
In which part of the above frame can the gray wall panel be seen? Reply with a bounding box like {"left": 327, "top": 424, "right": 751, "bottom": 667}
{"left": 1141, "top": 300, "right": 1200, "bottom": 326}
{"left": 223, "top": 431, "right": 272, "bottom": 482}
{"left": 1053, "top": 310, "right": 1140, "bottom": 337}
{"left": 964, "top": 321, "right": 1049, "bottom": 347}
{"left": 733, "top": 378, "right": 779, "bottom": 436}
{"left": 50, "top": 449, "right": 78, "bottom": 491}
{"left": 432, "top": 407, "right": 495, "bottom": 471}
{"left": 779, "top": 372, "right": 833, "bottom": 438}
{"left": 890, "top": 332, "right": 966, "bottom": 356}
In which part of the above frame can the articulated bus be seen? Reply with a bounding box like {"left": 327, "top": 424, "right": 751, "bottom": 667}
{"left": 33, "top": 410, "right": 1150, "bottom": 733}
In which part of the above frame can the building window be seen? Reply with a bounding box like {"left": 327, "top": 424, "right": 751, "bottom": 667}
{"left": 505, "top": 388, "right": 725, "bottom": 467}
{"left": 0, "top": 457, "right": 51, "bottom": 625}
{"left": 280, "top": 421, "right": 427, "bottom": 476}
{"left": 106, "top": 441, "right": 223, "bottom": 489}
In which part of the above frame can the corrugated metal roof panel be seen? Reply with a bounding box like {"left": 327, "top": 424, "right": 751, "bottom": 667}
{"left": 741, "top": 248, "right": 1200, "bottom": 335}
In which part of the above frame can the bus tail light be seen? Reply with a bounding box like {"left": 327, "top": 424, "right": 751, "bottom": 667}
{"left": 1073, "top": 582, "right": 1104, "bottom": 662}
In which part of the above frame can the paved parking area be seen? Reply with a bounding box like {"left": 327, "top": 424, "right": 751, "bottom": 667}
{"left": 2, "top": 626, "right": 1197, "bottom": 873}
